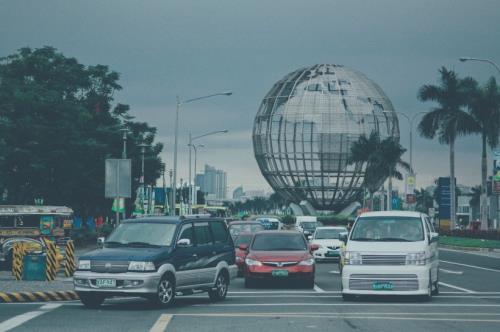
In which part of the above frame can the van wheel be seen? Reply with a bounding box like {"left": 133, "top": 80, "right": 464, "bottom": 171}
{"left": 432, "top": 272, "right": 439, "bottom": 296}
{"left": 79, "top": 293, "right": 105, "bottom": 308}
{"left": 209, "top": 272, "right": 228, "bottom": 302}
{"left": 150, "top": 274, "right": 176, "bottom": 308}
{"left": 420, "top": 272, "right": 433, "bottom": 302}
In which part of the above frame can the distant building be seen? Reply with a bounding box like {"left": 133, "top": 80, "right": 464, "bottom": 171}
{"left": 196, "top": 164, "right": 227, "bottom": 200}
{"left": 233, "top": 186, "right": 244, "bottom": 200}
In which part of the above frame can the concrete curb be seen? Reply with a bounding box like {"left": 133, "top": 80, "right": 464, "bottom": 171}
{"left": 0, "top": 291, "right": 79, "bottom": 303}
{"left": 439, "top": 244, "right": 500, "bottom": 253}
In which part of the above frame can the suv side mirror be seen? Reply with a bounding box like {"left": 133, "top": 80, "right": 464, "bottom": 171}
{"left": 177, "top": 238, "right": 191, "bottom": 247}
{"left": 429, "top": 232, "right": 439, "bottom": 243}
{"left": 307, "top": 235, "right": 313, "bottom": 241}
{"left": 97, "top": 237, "right": 105, "bottom": 248}
{"left": 309, "top": 243, "right": 319, "bottom": 252}
{"left": 339, "top": 232, "right": 348, "bottom": 243}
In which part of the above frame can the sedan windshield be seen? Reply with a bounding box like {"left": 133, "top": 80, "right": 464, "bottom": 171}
{"left": 350, "top": 217, "right": 424, "bottom": 242}
{"left": 314, "top": 228, "right": 346, "bottom": 240}
{"left": 106, "top": 222, "right": 176, "bottom": 247}
{"left": 252, "top": 234, "right": 307, "bottom": 251}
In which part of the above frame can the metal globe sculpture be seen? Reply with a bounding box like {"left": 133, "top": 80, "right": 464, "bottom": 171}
{"left": 252, "top": 64, "right": 399, "bottom": 211}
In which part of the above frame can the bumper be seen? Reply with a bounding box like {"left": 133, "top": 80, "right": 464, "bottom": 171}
{"left": 246, "top": 264, "right": 314, "bottom": 280}
{"left": 313, "top": 248, "right": 340, "bottom": 260}
{"left": 73, "top": 271, "right": 161, "bottom": 294}
{"left": 341, "top": 265, "right": 431, "bottom": 296}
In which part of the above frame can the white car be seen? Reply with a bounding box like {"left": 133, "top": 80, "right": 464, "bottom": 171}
{"left": 310, "top": 226, "right": 347, "bottom": 261}
{"left": 341, "top": 211, "right": 439, "bottom": 301}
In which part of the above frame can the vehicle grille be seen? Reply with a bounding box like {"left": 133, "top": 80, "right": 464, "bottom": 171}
{"left": 327, "top": 246, "right": 339, "bottom": 250}
{"left": 90, "top": 261, "right": 129, "bottom": 273}
{"left": 262, "top": 261, "right": 297, "bottom": 267}
{"left": 361, "top": 255, "right": 406, "bottom": 265}
{"left": 349, "top": 274, "right": 419, "bottom": 291}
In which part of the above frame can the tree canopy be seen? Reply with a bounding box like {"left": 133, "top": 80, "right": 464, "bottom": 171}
{"left": 0, "top": 47, "right": 163, "bottom": 216}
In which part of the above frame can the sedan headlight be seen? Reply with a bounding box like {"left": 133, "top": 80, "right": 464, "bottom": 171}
{"left": 77, "top": 259, "right": 91, "bottom": 270}
{"left": 128, "top": 261, "right": 156, "bottom": 272}
{"left": 245, "top": 258, "right": 262, "bottom": 266}
{"left": 406, "top": 252, "right": 426, "bottom": 265}
{"left": 344, "top": 252, "right": 362, "bottom": 265}
{"left": 298, "top": 258, "right": 315, "bottom": 266}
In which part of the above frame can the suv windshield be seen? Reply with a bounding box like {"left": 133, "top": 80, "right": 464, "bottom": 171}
{"left": 314, "top": 228, "right": 346, "bottom": 239}
{"left": 350, "top": 217, "right": 424, "bottom": 242}
{"left": 106, "top": 222, "right": 176, "bottom": 247}
{"left": 252, "top": 233, "right": 307, "bottom": 251}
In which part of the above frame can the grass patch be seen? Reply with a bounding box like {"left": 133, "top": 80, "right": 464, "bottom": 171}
{"left": 439, "top": 236, "right": 500, "bottom": 249}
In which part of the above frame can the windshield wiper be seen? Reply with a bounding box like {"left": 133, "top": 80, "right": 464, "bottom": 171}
{"left": 105, "top": 241, "right": 125, "bottom": 247}
{"left": 126, "top": 241, "right": 162, "bottom": 248}
{"left": 377, "top": 238, "right": 411, "bottom": 242}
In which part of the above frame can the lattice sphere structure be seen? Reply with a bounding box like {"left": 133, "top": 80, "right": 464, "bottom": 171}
{"left": 252, "top": 64, "right": 400, "bottom": 211}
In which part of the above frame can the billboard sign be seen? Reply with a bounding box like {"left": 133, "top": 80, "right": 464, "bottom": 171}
{"left": 437, "top": 177, "right": 453, "bottom": 219}
{"left": 105, "top": 159, "right": 132, "bottom": 198}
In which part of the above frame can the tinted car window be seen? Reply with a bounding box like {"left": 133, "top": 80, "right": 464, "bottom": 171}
{"left": 252, "top": 233, "right": 307, "bottom": 251}
{"left": 234, "top": 234, "right": 253, "bottom": 246}
{"left": 210, "top": 221, "right": 228, "bottom": 244}
{"left": 178, "top": 223, "right": 194, "bottom": 245}
{"left": 194, "top": 222, "right": 213, "bottom": 246}
{"left": 107, "top": 222, "right": 177, "bottom": 246}
{"left": 350, "top": 217, "right": 424, "bottom": 242}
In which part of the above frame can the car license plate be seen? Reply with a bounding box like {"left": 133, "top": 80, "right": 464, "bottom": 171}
{"left": 326, "top": 251, "right": 338, "bottom": 257}
{"left": 272, "top": 270, "right": 289, "bottom": 277}
{"left": 372, "top": 281, "right": 393, "bottom": 290}
{"left": 96, "top": 278, "right": 116, "bottom": 288}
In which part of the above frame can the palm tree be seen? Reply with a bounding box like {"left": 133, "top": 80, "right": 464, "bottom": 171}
{"left": 349, "top": 132, "right": 410, "bottom": 210}
{"left": 469, "top": 185, "right": 481, "bottom": 221}
{"left": 468, "top": 77, "right": 500, "bottom": 230}
{"left": 415, "top": 188, "right": 433, "bottom": 214}
{"left": 418, "top": 67, "right": 478, "bottom": 228}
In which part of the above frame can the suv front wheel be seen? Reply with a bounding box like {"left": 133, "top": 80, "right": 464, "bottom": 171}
{"left": 150, "top": 274, "right": 176, "bottom": 307}
{"left": 208, "top": 271, "right": 228, "bottom": 302}
{"left": 79, "top": 293, "right": 105, "bottom": 308}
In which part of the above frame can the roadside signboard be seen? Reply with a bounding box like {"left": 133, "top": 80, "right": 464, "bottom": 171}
{"left": 493, "top": 151, "right": 500, "bottom": 194}
{"left": 105, "top": 159, "right": 132, "bottom": 198}
{"left": 437, "top": 177, "right": 453, "bottom": 220}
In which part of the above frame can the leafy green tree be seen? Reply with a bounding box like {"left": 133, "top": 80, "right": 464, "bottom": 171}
{"left": 418, "top": 67, "right": 478, "bottom": 227}
{"left": 0, "top": 47, "right": 163, "bottom": 217}
{"left": 467, "top": 77, "right": 500, "bottom": 230}
{"left": 415, "top": 188, "right": 433, "bottom": 213}
{"left": 349, "top": 132, "right": 410, "bottom": 209}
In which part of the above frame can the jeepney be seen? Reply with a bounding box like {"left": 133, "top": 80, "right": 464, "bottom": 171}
{"left": 0, "top": 205, "right": 73, "bottom": 268}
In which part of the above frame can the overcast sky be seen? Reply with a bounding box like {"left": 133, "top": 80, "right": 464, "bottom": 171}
{"left": 1, "top": 0, "right": 499, "bottom": 194}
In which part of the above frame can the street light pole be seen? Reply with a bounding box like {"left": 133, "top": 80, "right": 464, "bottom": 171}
{"left": 192, "top": 143, "right": 204, "bottom": 209}
{"left": 187, "top": 129, "right": 228, "bottom": 214}
{"left": 171, "top": 92, "right": 232, "bottom": 216}
{"left": 120, "top": 128, "right": 128, "bottom": 219}
{"left": 139, "top": 143, "right": 147, "bottom": 214}
{"left": 459, "top": 57, "right": 500, "bottom": 74}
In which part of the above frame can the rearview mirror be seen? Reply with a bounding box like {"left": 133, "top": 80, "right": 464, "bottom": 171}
{"left": 307, "top": 235, "right": 312, "bottom": 241}
{"left": 97, "top": 237, "right": 105, "bottom": 248}
{"left": 339, "top": 232, "right": 348, "bottom": 243}
{"left": 429, "top": 232, "right": 439, "bottom": 243}
{"left": 177, "top": 238, "right": 191, "bottom": 247}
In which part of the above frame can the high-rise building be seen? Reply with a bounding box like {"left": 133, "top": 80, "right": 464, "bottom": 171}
{"left": 233, "top": 186, "right": 244, "bottom": 200}
{"left": 196, "top": 164, "right": 227, "bottom": 200}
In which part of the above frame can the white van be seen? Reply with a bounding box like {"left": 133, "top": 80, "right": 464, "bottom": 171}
{"left": 295, "top": 216, "right": 318, "bottom": 236}
{"left": 340, "top": 211, "right": 439, "bottom": 300}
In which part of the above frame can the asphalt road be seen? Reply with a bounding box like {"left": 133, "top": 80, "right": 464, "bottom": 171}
{"left": 1, "top": 248, "right": 500, "bottom": 332}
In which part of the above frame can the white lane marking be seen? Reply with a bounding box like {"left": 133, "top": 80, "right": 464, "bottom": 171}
{"left": 439, "top": 248, "right": 500, "bottom": 259}
{"left": 171, "top": 313, "right": 500, "bottom": 322}
{"left": 328, "top": 270, "right": 340, "bottom": 274}
{"left": 438, "top": 282, "right": 475, "bottom": 293}
{"left": 0, "top": 304, "right": 61, "bottom": 332}
{"left": 177, "top": 312, "right": 500, "bottom": 316}
{"left": 440, "top": 268, "right": 464, "bottom": 275}
{"left": 440, "top": 260, "right": 500, "bottom": 273}
{"left": 194, "top": 303, "right": 500, "bottom": 307}
{"left": 313, "top": 285, "right": 325, "bottom": 293}
{"left": 149, "top": 314, "right": 173, "bottom": 332}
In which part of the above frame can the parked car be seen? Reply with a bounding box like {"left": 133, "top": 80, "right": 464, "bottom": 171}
{"left": 74, "top": 216, "right": 237, "bottom": 308}
{"left": 228, "top": 221, "right": 265, "bottom": 240}
{"left": 340, "top": 211, "right": 439, "bottom": 301}
{"left": 233, "top": 233, "right": 254, "bottom": 276}
{"left": 240, "top": 231, "right": 318, "bottom": 288}
{"left": 310, "top": 226, "right": 347, "bottom": 261}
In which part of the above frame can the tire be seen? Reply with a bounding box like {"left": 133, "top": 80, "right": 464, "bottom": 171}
{"left": 419, "top": 272, "right": 433, "bottom": 302}
{"left": 305, "top": 276, "right": 315, "bottom": 289}
{"left": 150, "top": 274, "right": 176, "bottom": 308}
{"left": 244, "top": 277, "right": 256, "bottom": 288}
{"left": 208, "top": 272, "right": 229, "bottom": 302}
{"left": 79, "top": 293, "right": 105, "bottom": 309}
{"left": 432, "top": 271, "right": 439, "bottom": 296}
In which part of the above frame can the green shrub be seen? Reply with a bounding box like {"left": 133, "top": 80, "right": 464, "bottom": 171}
{"left": 281, "top": 215, "right": 296, "bottom": 225}
{"left": 317, "top": 214, "right": 353, "bottom": 226}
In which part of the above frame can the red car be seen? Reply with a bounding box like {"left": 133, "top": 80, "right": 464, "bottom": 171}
{"left": 240, "top": 231, "right": 319, "bottom": 288}
{"left": 233, "top": 233, "right": 254, "bottom": 276}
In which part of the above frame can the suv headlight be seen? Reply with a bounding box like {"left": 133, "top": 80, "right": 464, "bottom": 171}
{"left": 77, "top": 259, "right": 91, "bottom": 270}
{"left": 406, "top": 252, "right": 426, "bottom": 265}
{"left": 298, "top": 258, "right": 315, "bottom": 266}
{"left": 344, "top": 252, "right": 362, "bottom": 265}
{"left": 245, "top": 258, "right": 262, "bottom": 266}
{"left": 128, "top": 261, "right": 156, "bottom": 272}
